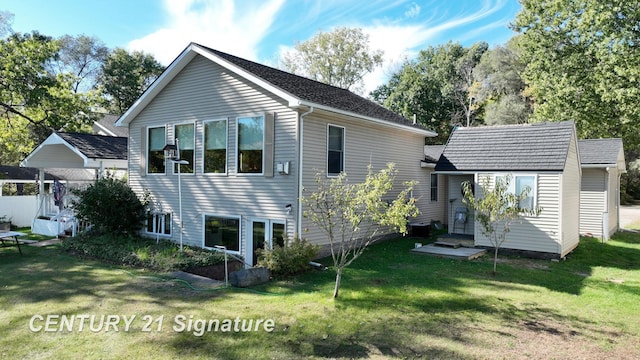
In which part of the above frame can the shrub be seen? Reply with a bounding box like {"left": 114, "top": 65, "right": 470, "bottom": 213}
{"left": 71, "top": 175, "right": 148, "bottom": 235}
{"left": 257, "top": 237, "right": 319, "bottom": 276}
{"left": 61, "top": 234, "right": 224, "bottom": 272}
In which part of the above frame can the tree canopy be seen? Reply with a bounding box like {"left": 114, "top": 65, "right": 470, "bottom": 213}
{"left": 513, "top": 0, "right": 640, "bottom": 149}
{"left": 371, "top": 42, "right": 487, "bottom": 143}
{"left": 281, "top": 27, "right": 383, "bottom": 93}
{"left": 100, "top": 48, "right": 164, "bottom": 115}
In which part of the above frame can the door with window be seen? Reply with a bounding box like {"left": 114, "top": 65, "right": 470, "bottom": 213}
{"left": 247, "top": 219, "right": 286, "bottom": 266}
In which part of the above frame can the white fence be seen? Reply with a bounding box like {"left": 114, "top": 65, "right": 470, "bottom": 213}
{"left": 0, "top": 195, "right": 38, "bottom": 227}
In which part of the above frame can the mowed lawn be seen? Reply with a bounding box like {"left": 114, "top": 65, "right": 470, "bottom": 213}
{"left": 1, "top": 232, "right": 640, "bottom": 359}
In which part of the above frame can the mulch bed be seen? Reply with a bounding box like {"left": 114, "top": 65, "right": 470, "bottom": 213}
{"left": 185, "top": 260, "right": 244, "bottom": 281}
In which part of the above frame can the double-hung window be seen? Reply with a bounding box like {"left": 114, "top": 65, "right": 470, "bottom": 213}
{"left": 204, "top": 119, "right": 227, "bottom": 174}
{"left": 174, "top": 123, "right": 195, "bottom": 174}
{"left": 327, "top": 125, "right": 344, "bottom": 176}
{"left": 147, "top": 126, "right": 166, "bottom": 174}
{"left": 237, "top": 115, "right": 264, "bottom": 174}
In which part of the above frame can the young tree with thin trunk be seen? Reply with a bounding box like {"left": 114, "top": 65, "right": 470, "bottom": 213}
{"left": 303, "top": 163, "right": 419, "bottom": 298}
{"left": 462, "top": 174, "right": 541, "bottom": 275}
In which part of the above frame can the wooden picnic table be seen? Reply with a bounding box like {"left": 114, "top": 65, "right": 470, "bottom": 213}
{"left": 0, "top": 231, "right": 26, "bottom": 255}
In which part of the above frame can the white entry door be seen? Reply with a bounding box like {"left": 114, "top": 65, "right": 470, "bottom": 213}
{"left": 247, "top": 219, "right": 286, "bottom": 266}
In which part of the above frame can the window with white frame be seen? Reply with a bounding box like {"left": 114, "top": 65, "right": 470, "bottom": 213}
{"left": 147, "top": 126, "right": 166, "bottom": 174}
{"left": 146, "top": 212, "right": 171, "bottom": 236}
{"left": 174, "top": 123, "right": 195, "bottom": 174}
{"left": 327, "top": 125, "right": 344, "bottom": 176}
{"left": 204, "top": 215, "right": 240, "bottom": 251}
{"left": 499, "top": 174, "right": 536, "bottom": 211}
{"left": 237, "top": 115, "right": 264, "bottom": 174}
{"left": 203, "top": 119, "right": 227, "bottom": 174}
{"left": 430, "top": 173, "right": 438, "bottom": 201}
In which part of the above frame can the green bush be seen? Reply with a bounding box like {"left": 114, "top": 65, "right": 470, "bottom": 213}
{"left": 257, "top": 237, "right": 319, "bottom": 276}
{"left": 71, "top": 175, "right": 148, "bottom": 235}
{"left": 61, "top": 234, "right": 224, "bottom": 272}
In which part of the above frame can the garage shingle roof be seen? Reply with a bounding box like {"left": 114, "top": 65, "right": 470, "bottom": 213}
{"left": 578, "top": 139, "right": 623, "bottom": 165}
{"left": 435, "top": 121, "right": 575, "bottom": 172}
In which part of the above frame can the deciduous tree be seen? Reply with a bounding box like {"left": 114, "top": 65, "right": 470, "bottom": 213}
{"left": 281, "top": 27, "right": 383, "bottom": 93}
{"left": 303, "top": 163, "right": 419, "bottom": 298}
{"left": 513, "top": 0, "right": 640, "bottom": 149}
{"left": 462, "top": 175, "right": 541, "bottom": 275}
{"left": 99, "top": 48, "right": 164, "bottom": 114}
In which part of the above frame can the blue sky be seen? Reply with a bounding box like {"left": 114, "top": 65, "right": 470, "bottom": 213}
{"left": 1, "top": 0, "right": 521, "bottom": 92}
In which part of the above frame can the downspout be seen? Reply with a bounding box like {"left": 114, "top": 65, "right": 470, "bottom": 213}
{"left": 297, "top": 106, "right": 314, "bottom": 237}
{"left": 603, "top": 167, "right": 611, "bottom": 241}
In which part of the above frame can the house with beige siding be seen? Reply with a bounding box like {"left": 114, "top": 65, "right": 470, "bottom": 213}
{"left": 115, "top": 43, "right": 436, "bottom": 265}
{"left": 578, "top": 139, "right": 626, "bottom": 240}
{"left": 430, "top": 121, "right": 581, "bottom": 258}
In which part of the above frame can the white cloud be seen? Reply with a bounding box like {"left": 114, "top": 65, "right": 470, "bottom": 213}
{"left": 405, "top": 3, "right": 421, "bottom": 19}
{"left": 127, "top": 0, "right": 286, "bottom": 65}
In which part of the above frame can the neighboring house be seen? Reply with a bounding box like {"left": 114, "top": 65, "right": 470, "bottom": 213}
{"left": 578, "top": 139, "right": 626, "bottom": 240}
{"left": 115, "top": 42, "right": 437, "bottom": 265}
{"left": 432, "top": 121, "right": 581, "bottom": 258}
{"left": 20, "top": 132, "right": 127, "bottom": 223}
{"left": 93, "top": 114, "right": 129, "bottom": 137}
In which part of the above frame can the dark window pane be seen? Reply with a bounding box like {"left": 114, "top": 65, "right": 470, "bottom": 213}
{"left": 204, "top": 216, "right": 240, "bottom": 251}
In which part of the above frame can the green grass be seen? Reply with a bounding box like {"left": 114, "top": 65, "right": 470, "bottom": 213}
{"left": 1, "top": 233, "right": 640, "bottom": 359}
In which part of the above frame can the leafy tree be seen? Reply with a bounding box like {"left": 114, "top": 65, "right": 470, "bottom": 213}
{"left": 472, "top": 39, "right": 531, "bottom": 125}
{"left": 71, "top": 175, "right": 149, "bottom": 235}
{"left": 303, "top": 163, "right": 419, "bottom": 298}
{"left": 99, "top": 48, "right": 164, "bottom": 114}
{"left": 281, "top": 27, "right": 383, "bottom": 93}
{"left": 513, "top": 0, "right": 640, "bottom": 149}
{"left": 51, "top": 34, "right": 109, "bottom": 93}
{"left": 0, "top": 32, "right": 98, "bottom": 164}
{"left": 462, "top": 174, "right": 541, "bottom": 275}
{"left": 372, "top": 42, "right": 487, "bottom": 144}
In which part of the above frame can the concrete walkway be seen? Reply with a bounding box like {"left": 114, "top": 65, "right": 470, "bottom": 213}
{"left": 620, "top": 205, "right": 640, "bottom": 229}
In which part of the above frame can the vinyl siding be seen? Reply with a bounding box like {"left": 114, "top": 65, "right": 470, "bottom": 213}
{"left": 580, "top": 168, "right": 606, "bottom": 237}
{"left": 473, "top": 172, "right": 563, "bottom": 254}
{"left": 127, "top": 55, "right": 299, "bottom": 253}
{"left": 560, "top": 135, "right": 581, "bottom": 255}
{"left": 300, "top": 111, "right": 429, "bottom": 246}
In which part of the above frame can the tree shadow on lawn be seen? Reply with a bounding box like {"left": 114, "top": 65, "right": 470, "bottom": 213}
{"left": 0, "top": 245, "right": 231, "bottom": 308}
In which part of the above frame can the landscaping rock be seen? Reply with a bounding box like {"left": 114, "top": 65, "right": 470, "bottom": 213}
{"left": 230, "top": 267, "right": 271, "bottom": 287}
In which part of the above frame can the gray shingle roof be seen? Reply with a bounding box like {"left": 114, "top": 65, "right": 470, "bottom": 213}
{"left": 435, "top": 121, "right": 575, "bottom": 172}
{"left": 197, "top": 44, "right": 431, "bottom": 132}
{"left": 94, "top": 114, "right": 128, "bottom": 137}
{"left": 578, "top": 139, "right": 623, "bottom": 165}
{"left": 57, "top": 133, "right": 127, "bottom": 160}
{"left": 424, "top": 145, "right": 445, "bottom": 163}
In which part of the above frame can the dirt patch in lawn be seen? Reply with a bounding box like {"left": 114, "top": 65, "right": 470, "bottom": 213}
{"left": 185, "top": 260, "right": 244, "bottom": 281}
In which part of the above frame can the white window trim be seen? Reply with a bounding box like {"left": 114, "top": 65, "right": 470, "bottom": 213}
{"left": 172, "top": 121, "right": 196, "bottom": 176}
{"left": 146, "top": 125, "right": 166, "bottom": 176}
{"left": 145, "top": 211, "right": 172, "bottom": 237}
{"left": 236, "top": 113, "right": 266, "bottom": 176}
{"left": 202, "top": 213, "right": 242, "bottom": 255}
{"left": 202, "top": 118, "right": 229, "bottom": 176}
{"left": 326, "top": 124, "right": 345, "bottom": 178}
{"left": 495, "top": 173, "right": 538, "bottom": 211}
{"left": 430, "top": 173, "right": 438, "bottom": 202}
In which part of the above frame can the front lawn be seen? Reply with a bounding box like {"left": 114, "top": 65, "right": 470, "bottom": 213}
{"left": 1, "top": 233, "right": 639, "bottom": 359}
